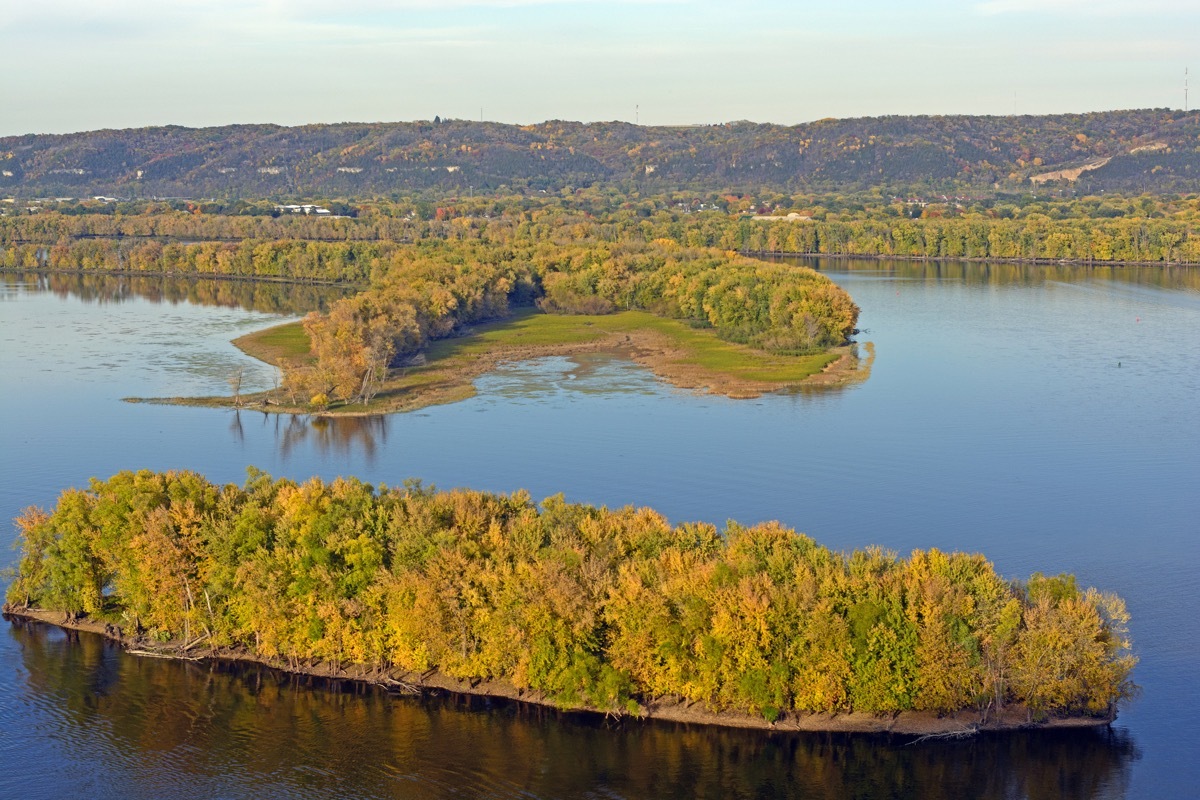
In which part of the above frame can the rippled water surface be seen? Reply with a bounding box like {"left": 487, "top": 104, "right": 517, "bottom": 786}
{"left": 1, "top": 264, "right": 1197, "bottom": 799}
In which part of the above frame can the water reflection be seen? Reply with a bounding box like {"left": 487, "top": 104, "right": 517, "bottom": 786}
{"left": 0, "top": 270, "right": 350, "bottom": 315}
{"left": 475, "top": 349, "right": 875, "bottom": 409}
{"left": 228, "top": 410, "right": 245, "bottom": 443}
{"left": 474, "top": 354, "right": 663, "bottom": 403}
{"left": 227, "top": 411, "right": 394, "bottom": 466}
{"left": 7, "top": 620, "right": 1139, "bottom": 800}
{"left": 792, "top": 257, "right": 1200, "bottom": 293}
{"left": 267, "top": 412, "right": 391, "bottom": 465}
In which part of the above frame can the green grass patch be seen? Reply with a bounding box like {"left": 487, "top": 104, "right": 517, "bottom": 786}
{"left": 601, "top": 312, "right": 838, "bottom": 382}
{"left": 424, "top": 309, "right": 612, "bottom": 361}
{"left": 233, "top": 320, "right": 313, "bottom": 366}
{"left": 425, "top": 309, "right": 839, "bottom": 384}
{"left": 236, "top": 309, "right": 836, "bottom": 386}
{"left": 185, "top": 308, "right": 846, "bottom": 417}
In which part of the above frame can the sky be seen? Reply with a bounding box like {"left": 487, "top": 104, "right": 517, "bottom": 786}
{"left": 1, "top": 0, "right": 1196, "bottom": 136}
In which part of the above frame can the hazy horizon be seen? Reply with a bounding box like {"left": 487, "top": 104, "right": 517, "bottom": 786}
{"left": 2, "top": 1, "right": 1194, "bottom": 138}
{"left": 3, "top": 105, "right": 1194, "bottom": 141}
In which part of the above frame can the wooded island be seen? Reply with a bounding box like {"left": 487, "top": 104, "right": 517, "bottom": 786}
{"left": 5, "top": 470, "right": 1138, "bottom": 731}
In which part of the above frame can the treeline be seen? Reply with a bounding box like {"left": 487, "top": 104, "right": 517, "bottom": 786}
{"left": 0, "top": 237, "right": 398, "bottom": 283}
{"left": 6, "top": 189, "right": 1200, "bottom": 233}
{"left": 5, "top": 199, "right": 1199, "bottom": 266}
{"left": 287, "top": 241, "right": 859, "bottom": 405}
{"left": 0, "top": 209, "right": 424, "bottom": 246}
{"left": 739, "top": 217, "right": 1200, "bottom": 263}
{"left": 7, "top": 470, "right": 1138, "bottom": 721}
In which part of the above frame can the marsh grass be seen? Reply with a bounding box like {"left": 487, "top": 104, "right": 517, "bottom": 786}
{"left": 427, "top": 310, "right": 840, "bottom": 383}
{"left": 145, "top": 309, "right": 855, "bottom": 414}
{"left": 233, "top": 321, "right": 313, "bottom": 366}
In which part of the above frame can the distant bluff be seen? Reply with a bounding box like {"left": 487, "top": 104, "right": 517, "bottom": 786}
{"left": 2, "top": 110, "right": 1198, "bottom": 197}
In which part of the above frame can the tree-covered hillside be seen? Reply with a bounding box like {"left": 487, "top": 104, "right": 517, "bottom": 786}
{"left": 3, "top": 110, "right": 1198, "bottom": 197}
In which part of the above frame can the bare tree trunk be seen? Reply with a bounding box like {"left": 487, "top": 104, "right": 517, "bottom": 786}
{"left": 228, "top": 367, "right": 245, "bottom": 408}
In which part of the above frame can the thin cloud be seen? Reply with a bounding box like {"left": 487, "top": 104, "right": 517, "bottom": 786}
{"left": 1, "top": 2, "right": 487, "bottom": 47}
{"left": 3, "top": 0, "right": 679, "bottom": 24}
{"left": 977, "top": 0, "right": 1197, "bottom": 15}
{"left": 2, "top": 0, "right": 680, "bottom": 40}
{"left": 1051, "top": 37, "right": 1191, "bottom": 60}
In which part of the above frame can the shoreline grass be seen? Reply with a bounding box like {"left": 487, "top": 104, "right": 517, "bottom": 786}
{"left": 137, "top": 309, "right": 870, "bottom": 415}
{"left": 232, "top": 320, "right": 313, "bottom": 366}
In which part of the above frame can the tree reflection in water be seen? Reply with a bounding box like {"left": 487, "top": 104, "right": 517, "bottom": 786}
{"left": 8, "top": 620, "right": 1139, "bottom": 800}
{"left": 0, "top": 271, "right": 349, "bottom": 315}
{"left": 779, "top": 257, "right": 1200, "bottom": 293}
{"left": 270, "top": 412, "right": 390, "bottom": 465}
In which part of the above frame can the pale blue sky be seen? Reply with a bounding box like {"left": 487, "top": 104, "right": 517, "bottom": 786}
{"left": 1, "top": 0, "right": 1195, "bottom": 136}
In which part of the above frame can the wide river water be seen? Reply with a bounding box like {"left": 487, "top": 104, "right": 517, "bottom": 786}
{"left": 1, "top": 263, "right": 1197, "bottom": 799}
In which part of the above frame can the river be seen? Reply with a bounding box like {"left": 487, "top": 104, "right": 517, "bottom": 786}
{"left": 1, "top": 263, "right": 1197, "bottom": 799}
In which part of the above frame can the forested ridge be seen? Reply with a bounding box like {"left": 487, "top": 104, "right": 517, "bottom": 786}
{"left": 7, "top": 470, "right": 1138, "bottom": 722}
{"left": 3, "top": 110, "right": 1198, "bottom": 196}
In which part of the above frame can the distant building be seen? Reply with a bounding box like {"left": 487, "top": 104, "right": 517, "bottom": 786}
{"left": 750, "top": 211, "right": 815, "bottom": 222}
{"left": 275, "top": 203, "right": 333, "bottom": 216}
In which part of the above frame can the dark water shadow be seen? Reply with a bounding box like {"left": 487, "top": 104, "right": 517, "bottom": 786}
{"left": 7, "top": 620, "right": 1140, "bottom": 800}
{"left": 785, "top": 256, "right": 1200, "bottom": 293}
{"left": 269, "top": 412, "right": 390, "bottom": 466}
{"left": 0, "top": 270, "right": 350, "bottom": 315}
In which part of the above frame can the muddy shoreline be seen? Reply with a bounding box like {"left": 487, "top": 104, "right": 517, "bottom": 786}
{"left": 133, "top": 329, "right": 873, "bottom": 417}
{"left": 4, "top": 605, "right": 1113, "bottom": 736}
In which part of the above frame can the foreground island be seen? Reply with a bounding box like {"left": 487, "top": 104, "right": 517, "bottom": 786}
{"left": 5, "top": 470, "right": 1137, "bottom": 733}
